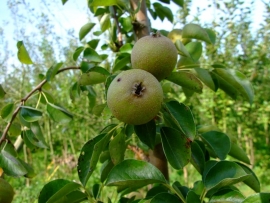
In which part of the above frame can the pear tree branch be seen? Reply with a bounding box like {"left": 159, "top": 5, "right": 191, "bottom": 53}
{"left": 0, "top": 66, "right": 80, "bottom": 145}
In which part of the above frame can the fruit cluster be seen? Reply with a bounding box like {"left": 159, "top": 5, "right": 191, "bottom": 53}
{"left": 107, "top": 32, "right": 178, "bottom": 125}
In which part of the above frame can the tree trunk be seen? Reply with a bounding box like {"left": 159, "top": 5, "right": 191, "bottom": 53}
{"left": 130, "top": 0, "right": 169, "bottom": 180}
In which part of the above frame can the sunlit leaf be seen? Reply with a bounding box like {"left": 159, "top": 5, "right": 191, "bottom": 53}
{"left": 46, "top": 62, "right": 63, "bottom": 81}
{"left": 112, "top": 54, "right": 131, "bottom": 72}
{"left": 175, "top": 39, "right": 191, "bottom": 57}
{"left": 17, "top": 41, "right": 33, "bottom": 64}
{"left": 87, "top": 39, "right": 100, "bottom": 49}
{"left": 47, "top": 103, "right": 73, "bottom": 123}
{"left": 79, "top": 23, "right": 95, "bottom": 41}
{"left": 182, "top": 24, "right": 212, "bottom": 44}
{"left": 83, "top": 48, "right": 103, "bottom": 63}
{"left": 109, "top": 129, "right": 126, "bottom": 165}
{"left": 20, "top": 106, "right": 42, "bottom": 122}
{"left": 134, "top": 119, "right": 156, "bottom": 149}
{"left": 193, "top": 68, "right": 216, "bottom": 91}
{"left": 73, "top": 46, "right": 85, "bottom": 61}
{"left": 166, "top": 71, "right": 203, "bottom": 93}
{"left": 160, "top": 127, "right": 191, "bottom": 169}
{"left": 91, "top": 0, "right": 118, "bottom": 6}
{"left": 242, "top": 193, "right": 270, "bottom": 203}
{"left": 106, "top": 159, "right": 167, "bottom": 188}
{"left": 100, "top": 13, "right": 111, "bottom": 32}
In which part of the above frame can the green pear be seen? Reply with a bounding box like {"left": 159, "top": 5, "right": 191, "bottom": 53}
{"left": 0, "top": 178, "right": 15, "bottom": 203}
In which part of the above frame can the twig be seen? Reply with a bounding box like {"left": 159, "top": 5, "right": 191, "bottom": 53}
{"left": 112, "top": 6, "right": 123, "bottom": 47}
{"left": 0, "top": 66, "right": 80, "bottom": 145}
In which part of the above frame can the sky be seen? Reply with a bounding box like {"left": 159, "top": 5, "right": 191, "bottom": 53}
{"left": 0, "top": 0, "right": 267, "bottom": 74}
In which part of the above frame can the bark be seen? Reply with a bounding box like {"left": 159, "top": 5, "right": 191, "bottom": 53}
{"left": 130, "top": 0, "right": 169, "bottom": 180}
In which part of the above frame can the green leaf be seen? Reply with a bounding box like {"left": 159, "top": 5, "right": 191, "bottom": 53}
{"left": 150, "top": 193, "right": 181, "bottom": 203}
{"left": 87, "top": 39, "right": 100, "bottom": 49}
{"left": 100, "top": 160, "right": 114, "bottom": 183}
{"left": 79, "top": 23, "right": 95, "bottom": 41}
{"left": 112, "top": 55, "right": 131, "bottom": 72}
{"left": 38, "top": 179, "right": 87, "bottom": 203}
{"left": 30, "top": 122, "right": 48, "bottom": 147}
{"left": 1, "top": 103, "right": 15, "bottom": 121}
{"left": 203, "top": 160, "right": 250, "bottom": 192}
{"left": 228, "top": 134, "right": 250, "bottom": 164}
{"left": 83, "top": 47, "right": 103, "bottom": 63}
{"left": 242, "top": 193, "right": 270, "bottom": 203}
{"left": 46, "top": 62, "right": 64, "bottom": 81}
{"left": 69, "top": 82, "right": 80, "bottom": 102}
{"left": 8, "top": 122, "right": 21, "bottom": 137}
{"left": 91, "top": 0, "right": 118, "bottom": 6}
{"left": 18, "top": 159, "right": 36, "bottom": 178}
{"left": 100, "top": 13, "right": 111, "bottom": 32}
{"left": 212, "top": 68, "right": 254, "bottom": 104}
{"left": 163, "top": 101, "right": 196, "bottom": 140}
{"left": 119, "top": 43, "right": 133, "bottom": 54}
{"left": 0, "top": 141, "right": 27, "bottom": 177}
{"left": 73, "top": 46, "right": 85, "bottom": 61}
{"left": 209, "top": 189, "right": 245, "bottom": 203}
{"left": 186, "top": 190, "right": 200, "bottom": 203}
{"left": 175, "top": 39, "right": 191, "bottom": 57}
{"left": 61, "top": 0, "right": 68, "bottom": 5}
{"left": 193, "top": 68, "right": 216, "bottom": 91}
{"left": 119, "top": 17, "right": 133, "bottom": 32}
{"left": 205, "top": 28, "right": 216, "bottom": 44}
{"left": 160, "top": 127, "right": 191, "bottom": 169}
{"left": 17, "top": 41, "right": 33, "bottom": 64}
{"left": 190, "top": 141, "right": 205, "bottom": 174}
{"left": 200, "top": 131, "right": 231, "bottom": 160}
{"left": 109, "top": 129, "right": 126, "bottom": 165}
{"left": 172, "top": 0, "right": 184, "bottom": 7}
{"left": 23, "top": 129, "right": 48, "bottom": 149}
{"left": 166, "top": 71, "right": 203, "bottom": 93}
{"left": 20, "top": 106, "right": 42, "bottom": 122}
{"left": 185, "top": 42, "right": 203, "bottom": 61}
{"left": 134, "top": 119, "right": 156, "bottom": 150}
{"left": 153, "top": 3, "right": 174, "bottom": 23}
{"left": 78, "top": 132, "right": 113, "bottom": 186}
{"left": 237, "top": 162, "right": 260, "bottom": 192}
{"left": 0, "top": 84, "right": 6, "bottom": 99}
{"left": 182, "top": 24, "right": 212, "bottom": 44}
{"left": 47, "top": 103, "right": 73, "bottom": 124}
{"left": 106, "top": 159, "right": 167, "bottom": 188}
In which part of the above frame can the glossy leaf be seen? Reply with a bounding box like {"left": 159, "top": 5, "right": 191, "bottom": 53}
{"left": 20, "top": 106, "right": 42, "bottom": 122}
{"left": 100, "top": 13, "right": 111, "bottom": 32}
{"left": 182, "top": 24, "right": 212, "bottom": 44}
{"left": 160, "top": 127, "right": 191, "bottom": 169}
{"left": 23, "top": 129, "right": 48, "bottom": 149}
{"left": 163, "top": 101, "right": 196, "bottom": 140}
{"left": 38, "top": 179, "right": 86, "bottom": 203}
{"left": 193, "top": 68, "right": 216, "bottom": 91}
{"left": 1, "top": 103, "right": 15, "bottom": 121}
{"left": 203, "top": 161, "right": 250, "bottom": 191}
{"left": 106, "top": 159, "right": 167, "bottom": 188}
{"left": 73, "top": 46, "right": 84, "bottom": 61}
{"left": 237, "top": 162, "right": 260, "bottom": 192}
{"left": 166, "top": 71, "right": 203, "bottom": 93}
{"left": 209, "top": 189, "right": 245, "bottom": 203}
{"left": 47, "top": 103, "right": 73, "bottom": 123}
{"left": 46, "top": 62, "right": 63, "bottom": 81}
{"left": 150, "top": 193, "right": 181, "bottom": 203}
{"left": 17, "top": 41, "right": 33, "bottom": 64}
{"left": 212, "top": 68, "right": 254, "bottom": 104}
{"left": 186, "top": 190, "right": 200, "bottom": 203}
{"left": 119, "top": 17, "right": 133, "bottom": 32}
{"left": 109, "top": 129, "right": 126, "bottom": 165}
{"left": 190, "top": 141, "right": 205, "bottom": 174}
{"left": 0, "top": 84, "right": 6, "bottom": 99}
{"left": 83, "top": 48, "right": 103, "bottom": 62}
{"left": 134, "top": 119, "right": 156, "bottom": 149}
{"left": 78, "top": 132, "right": 113, "bottom": 186}
{"left": 0, "top": 141, "right": 27, "bottom": 177}
{"left": 200, "top": 131, "right": 231, "bottom": 160}
{"left": 79, "top": 22, "right": 95, "bottom": 41}
{"left": 177, "top": 42, "right": 202, "bottom": 68}
{"left": 242, "top": 193, "right": 270, "bottom": 203}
